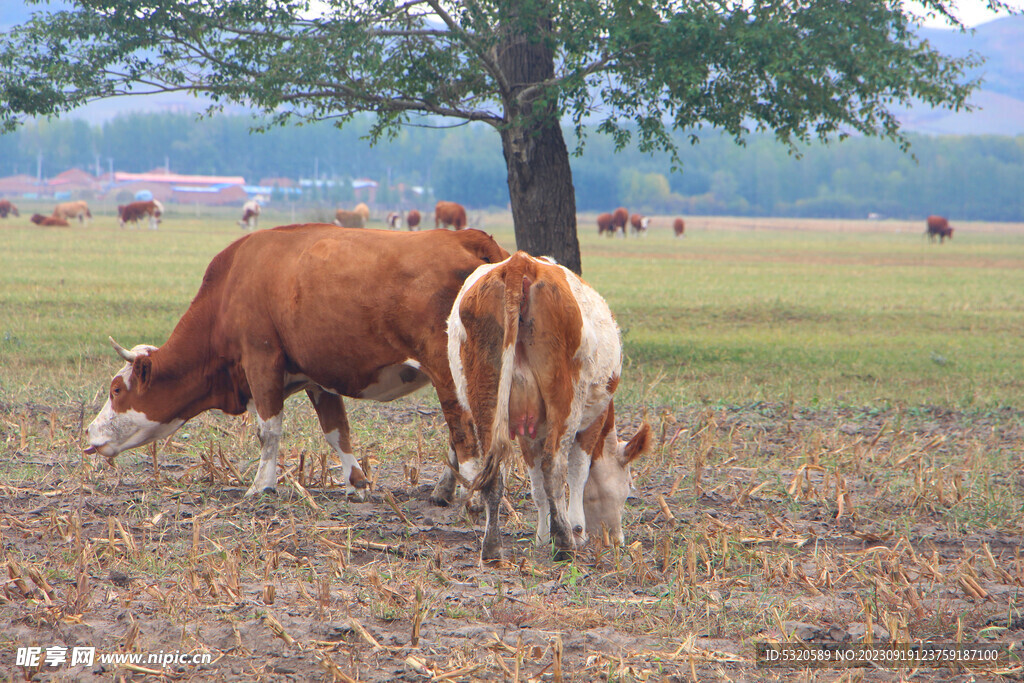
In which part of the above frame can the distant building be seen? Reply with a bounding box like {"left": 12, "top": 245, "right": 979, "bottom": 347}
{"left": 0, "top": 174, "right": 42, "bottom": 197}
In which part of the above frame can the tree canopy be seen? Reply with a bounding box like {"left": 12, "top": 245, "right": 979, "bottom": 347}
{"left": 0, "top": 0, "right": 1005, "bottom": 272}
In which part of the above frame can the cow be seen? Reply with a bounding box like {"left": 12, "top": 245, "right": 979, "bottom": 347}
{"left": 334, "top": 209, "right": 365, "bottom": 228}
{"left": 53, "top": 200, "right": 92, "bottom": 225}
{"left": 85, "top": 225, "right": 510, "bottom": 501}
{"left": 406, "top": 209, "right": 422, "bottom": 231}
{"left": 925, "top": 215, "right": 954, "bottom": 243}
{"left": 596, "top": 213, "right": 614, "bottom": 236}
{"left": 118, "top": 200, "right": 163, "bottom": 230}
{"left": 435, "top": 201, "right": 467, "bottom": 230}
{"left": 385, "top": 212, "right": 401, "bottom": 229}
{"left": 448, "top": 251, "right": 651, "bottom": 561}
{"left": 673, "top": 217, "right": 686, "bottom": 238}
{"left": 629, "top": 213, "right": 649, "bottom": 237}
{"left": 354, "top": 203, "right": 370, "bottom": 223}
{"left": 239, "top": 200, "right": 261, "bottom": 230}
{"left": 0, "top": 199, "right": 19, "bottom": 218}
{"left": 29, "top": 213, "right": 70, "bottom": 227}
{"left": 611, "top": 207, "right": 629, "bottom": 238}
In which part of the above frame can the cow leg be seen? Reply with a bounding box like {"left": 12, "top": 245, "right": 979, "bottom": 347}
{"left": 566, "top": 441, "right": 591, "bottom": 545}
{"left": 479, "top": 467, "right": 504, "bottom": 562}
{"left": 430, "top": 385, "right": 480, "bottom": 508}
{"left": 306, "top": 388, "right": 368, "bottom": 497}
{"left": 526, "top": 454, "right": 551, "bottom": 547}
{"left": 247, "top": 410, "right": 283, "bottom": 496}
{"left": 541, "top": 452, "right": 577, "bottom": 561}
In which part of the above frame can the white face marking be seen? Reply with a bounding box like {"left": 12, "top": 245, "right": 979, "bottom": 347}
{"left": 87, "top": 344, "right": 179, "bottom": 456}
{"left": 87, "top": 405, "right": 184, "bottom": 457}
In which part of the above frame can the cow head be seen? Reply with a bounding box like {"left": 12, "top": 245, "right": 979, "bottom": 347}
{"left": 583, "top": 422, "right": 651, "bottom": 545}
{"left": 85, "top": 338, "right": 184, "bottom": 460}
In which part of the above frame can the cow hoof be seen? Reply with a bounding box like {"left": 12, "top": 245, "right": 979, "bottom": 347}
{"left": 482, "top": 541, "right": 503, "bottom": 563}
{"left": 244, "top": 485, "right": 277, "bottom": 498}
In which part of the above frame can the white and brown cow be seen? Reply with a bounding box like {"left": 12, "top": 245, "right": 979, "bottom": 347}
{"left": 53, "top": 200, "right": 92, "bottom": 225}
{"left": 239, "top": 199, "right": 261, "bottom": 230}
{"left": 85, "top": 225, "right": 509, "bottom": 499}
{"left": 629, "top": 213, "right": 649, "bottom": 237}
{"left": 118, "top": 200, "right": 163, "bottom": 230}
{"left": 333, "top": 208, "right": 365, "bottom": 228}
{"left": 449, "top": 252, "right": 650, "bottom": 561}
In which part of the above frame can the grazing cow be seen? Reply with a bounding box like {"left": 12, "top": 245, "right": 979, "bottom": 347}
{"left": 53, "top": 200, "right": 92, "bottom": 225}
{"left": 239, "top": 200, "right": 261, "bottom": 230}
{"left": 673, "top": 217, "right": 686, "bottom": 238}
{"left": 118, "top": 200, "right": 163, "bottom": 230}
{"left": 0, "top": 199, "right": 19, "bottom": 218}
{"left": 449, "top": 251, "right": 651, "bottom": 561}
{"left": 30, "top": 213, "right": 70, "bottom": 227}
{"left": 406, "top": 209, "right": 422, "bottom": 231}
{"left": 629, "top": 213, "right": 649, "bottom": 237}
{"left": 354, "top": 203, "right": 370, "bottom": 223}
{"left": 596, "top": 212, "right": 614, "bottom": 236}
{"left": 925, "top": 215, "right": 954, "bottom": 243}
{"left": 435, "top": 201, "right": 468, "bottom": 230}
{"left": 334, "top": 209, "right": 365, "bottom": 228}
{"left": 385, "top": 212, "right": 401, "bottom": 229}
{"left": 85, "top": 225, "right": 509, "bottom": 500}
{"left": 611, "top": 207, "right": 629, "bottom": 237}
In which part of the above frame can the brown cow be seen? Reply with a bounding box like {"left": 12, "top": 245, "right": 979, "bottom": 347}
{"left": 354, "top": 202, "right": 370, "bottom": 223}
{"left": 925, "top": 215, "right": 954, "bottom": 243}
{"left": 0, "top": 199, "right": 19, "bottom": 218}
{"left": 629, "top": 213, "right": 649, "bottom": 236}
{"left": 673, "top": 217, "right": 686, "bottom": 238}
{"left": 85, "top": 225, "right": 510, "bottom": 500}
{"left": 596, "top": 212, "right": 614, "bottom": 236}
{"left": 53, "top": 200, "right": 92, "bottom": 225}
{"left": 611, "top": 207, "right": 629, "bottom": 237}
{"left": 449, "top": 252, "right": 651, "bottom": 560}
{"left": 118, "top": 200, "right": 163, "bottom": 230}
{"left": 30, "top": 213, "right": 70, "bottom": 227}
{"left": 406, "top": 209, "right": 422, "bottom": 231}
{"left": 435, "top": 201, "right": 467, "bottom": 230}
{"left": 334, "top": 208, "right": 365, "bottom": 228}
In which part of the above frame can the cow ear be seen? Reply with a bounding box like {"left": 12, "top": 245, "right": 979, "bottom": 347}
{"left": 133, "top": 356, "right": 154, "bottom": 391}
{"left": 620, "top": 422, "right": 652, "bottom": 465}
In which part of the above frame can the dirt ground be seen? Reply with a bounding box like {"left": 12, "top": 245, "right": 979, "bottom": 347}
{"left": 0, "top": 400, "right": 1022, "bottom": 682}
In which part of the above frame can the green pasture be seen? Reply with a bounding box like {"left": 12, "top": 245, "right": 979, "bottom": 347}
{"left": 1, "top": 203, "right": 1022, "bottom": 411}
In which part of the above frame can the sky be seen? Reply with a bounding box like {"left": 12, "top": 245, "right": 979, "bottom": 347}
{"left": 911, "top": 0, "right": 1024, "bottom": 27}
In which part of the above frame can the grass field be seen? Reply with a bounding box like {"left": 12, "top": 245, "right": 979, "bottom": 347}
{"left": 0, "top": 205, "right": 1022, "bottom": 681}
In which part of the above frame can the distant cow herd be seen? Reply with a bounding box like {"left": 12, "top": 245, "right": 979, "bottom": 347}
{"left": 596, "top": 206, "right": 685, "bottom": 238}
{"left": 0, "top": 198, "right": 961, "bottom": 251}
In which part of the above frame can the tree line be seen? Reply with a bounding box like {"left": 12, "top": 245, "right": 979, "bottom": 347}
{"left": 1, "top": 113, "right": 1021, "bottom": 221}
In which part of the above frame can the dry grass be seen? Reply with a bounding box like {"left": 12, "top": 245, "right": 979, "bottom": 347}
{"left": 0, "top": 399, "right": 1021, "bottom": 681}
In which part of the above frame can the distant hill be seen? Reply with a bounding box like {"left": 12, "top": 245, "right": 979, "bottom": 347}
{"left": 909, "top": 16, "right": 1024, "bottom": 135}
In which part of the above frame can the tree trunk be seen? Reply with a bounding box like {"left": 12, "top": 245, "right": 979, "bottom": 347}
{"left": 496, "top": 11, "right": 582, "bottom": 275}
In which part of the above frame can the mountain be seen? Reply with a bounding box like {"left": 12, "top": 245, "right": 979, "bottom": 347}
{"left": 908, "top": 15, "right": 1024, "bottom": 135}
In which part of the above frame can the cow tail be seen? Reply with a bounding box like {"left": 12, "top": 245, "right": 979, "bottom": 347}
{"left": 475, "top": 254, "right": 530, "bottom": 491}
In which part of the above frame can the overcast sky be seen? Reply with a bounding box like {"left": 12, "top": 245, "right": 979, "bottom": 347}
{"left": 911, "top": 0, "right": 1024, "bottom": 27}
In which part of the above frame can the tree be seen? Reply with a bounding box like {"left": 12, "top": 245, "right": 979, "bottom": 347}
{"left": 0, "top": 0, "right": 1003, "bottom": 273}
